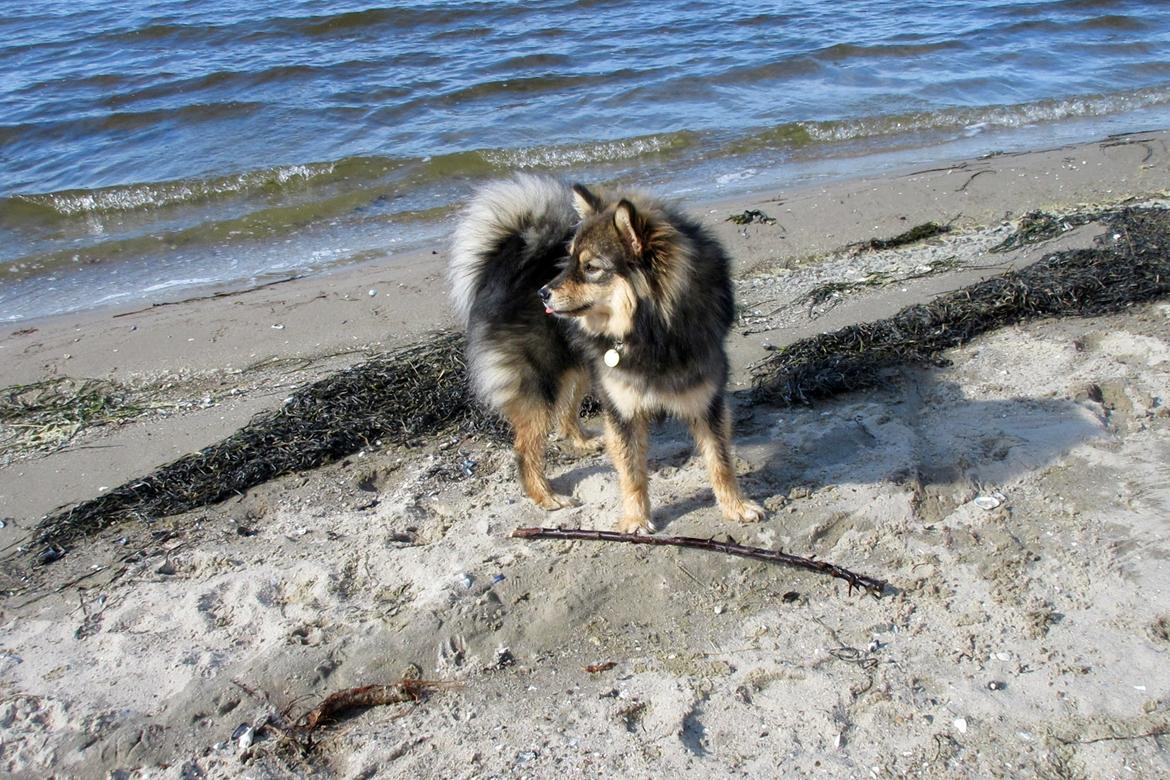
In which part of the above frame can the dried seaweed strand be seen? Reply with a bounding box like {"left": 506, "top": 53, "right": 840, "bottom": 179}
{"left": 511, "top": 526, "right": 886, "bottom": 594}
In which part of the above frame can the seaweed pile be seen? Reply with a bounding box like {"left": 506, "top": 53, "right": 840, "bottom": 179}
{"left": 1, "top": 378, "right": 156, "bottom": 458}
{"left": 752, "top": 206, "right": 1170, "bottom": 405}
{"left": 854, "top": 221, "right": 949, "bottom": 251}
{"left": 796, "top": 256, "right": 960, "bottom": 313}
{"left": 32, "top": 333, "right": 504, "bottom": 556}
{"left": 727, "top": 209, "right": 777, "bottom": 225}
{"left": 987, "top": 210, "right": 1095, "bottom": 253}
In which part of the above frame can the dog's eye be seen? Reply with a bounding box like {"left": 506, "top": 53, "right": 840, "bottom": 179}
{"left": 583, "top": 260, "right": 608, "bottom": 275}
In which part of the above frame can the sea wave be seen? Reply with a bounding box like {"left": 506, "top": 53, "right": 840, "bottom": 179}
{"left": 729, "top": 87, "right": 1170, "bottom": 154}
{"left": 4, "top": 132, "right": 698, "bottom": 222}
{"left": 7, "top": 163, "right": 339, "bottom": 218}
{"left": 3, "top": 156, "right": 412, "bottom": 220}
{"left": 286, "top": 4, "right": 529, "bottom": 38}
{"left": 9, "top": 85, "right": 1168, "bottom": 225}
{"left": 478, "top": 132, "right": 697, "bottom": 170}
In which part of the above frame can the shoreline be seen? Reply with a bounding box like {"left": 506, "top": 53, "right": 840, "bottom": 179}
{"left": 2, "top": 130, "right": 1170, "bottom": 778}
{"left": 6, "top": 110, "right": 1170, "bottom": 327}
{"left": 5, "top": 128, "right": 1168, "bottom": 382}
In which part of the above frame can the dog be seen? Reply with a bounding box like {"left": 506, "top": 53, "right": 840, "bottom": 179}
{"left": 449, "top": 174, "right": 764, "bottom": 532}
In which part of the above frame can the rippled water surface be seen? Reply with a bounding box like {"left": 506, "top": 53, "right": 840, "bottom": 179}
{"left": 3, "top": 0, "right": 1170, "bottom": 320}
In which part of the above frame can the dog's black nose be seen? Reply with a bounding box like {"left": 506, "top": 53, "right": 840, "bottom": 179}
{"left": 538, "top": 285, "right": 551, "bottom": 303}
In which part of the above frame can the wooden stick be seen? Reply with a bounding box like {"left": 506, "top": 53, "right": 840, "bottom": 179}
{"left": 511, "top": 526, "right": 887, "bottom": 595}
{"left": 296, "top": 679, "right": 455, "bottom": 735}
{"left": 298, "top": 684, "right": 413, "bottom": 734}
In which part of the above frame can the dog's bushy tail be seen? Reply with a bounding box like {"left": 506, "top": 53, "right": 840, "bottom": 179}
{"left": 448, "top": 173, "right": 576, "bottom": 325}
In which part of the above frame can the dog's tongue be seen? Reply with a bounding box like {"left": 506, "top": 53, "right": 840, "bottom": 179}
{"left": 544, "top": 306, "right": 553, "bottom": 315}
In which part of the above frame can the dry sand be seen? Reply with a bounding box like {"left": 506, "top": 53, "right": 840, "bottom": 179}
{"left": 1, "top": 130, "right": 1169, "bottom": 778}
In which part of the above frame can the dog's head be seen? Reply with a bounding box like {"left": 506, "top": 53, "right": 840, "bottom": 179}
{"left": 540, "top": 184, "right": 686, "bottom": 339}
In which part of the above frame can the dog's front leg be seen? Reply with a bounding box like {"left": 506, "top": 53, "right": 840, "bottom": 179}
{"left": 603, "top": 409, "right": 651, "bottom": 533}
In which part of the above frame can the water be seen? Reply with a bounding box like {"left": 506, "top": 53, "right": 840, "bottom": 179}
{"left": 3, "top": 0, "right": 1170, "bottom": 322}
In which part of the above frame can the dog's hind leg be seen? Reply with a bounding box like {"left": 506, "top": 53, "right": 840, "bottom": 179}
{"left": 554, "top": 368, "right": 603, "bottom": 455}
{"left": 604, "top": 411, "right": 652, "bottom": 533}
{"left": 505, "top": 400, "right": 577, "bottom": 511}
{"left": 688, "top": 394, "right": 766, "bottom": 524}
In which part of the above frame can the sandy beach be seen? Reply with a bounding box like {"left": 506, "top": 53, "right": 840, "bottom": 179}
{"left": 2, "top": 130, "right": 1170, "bottom": 778}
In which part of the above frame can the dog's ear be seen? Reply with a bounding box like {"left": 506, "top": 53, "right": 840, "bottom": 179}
{"left": 571, "top": 184, "right": 602, "bottom": 219}
{"left": 613, "top": 199, "right": 643, "bottom": 256}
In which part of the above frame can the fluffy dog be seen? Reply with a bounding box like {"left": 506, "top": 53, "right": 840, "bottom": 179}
{"left": 449, "top": 174, "right": 764, "bottom": 532}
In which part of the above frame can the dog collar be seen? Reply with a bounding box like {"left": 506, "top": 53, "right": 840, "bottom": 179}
{"left": 603, "top": 340, "right": 624, "bottom": 367}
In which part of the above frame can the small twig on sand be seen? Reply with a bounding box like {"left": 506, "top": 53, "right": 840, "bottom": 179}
{"left": 297, "top": 680, "right": 455, "bottom": 736}
{"left": 511, "top": 527, "right": 887, "bottom": 595}
{"left": 111, "top": 274, "right": 306, "bottom": 318}
{"left": 1053, "top": 723, "right": 1170, "bottom": 746}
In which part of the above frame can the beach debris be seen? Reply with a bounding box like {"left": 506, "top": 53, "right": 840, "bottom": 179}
{"left": 296, "top": 679, "right": 456, "bottom": 737}
{"left": 236, "top": 724, "right": 255, "bottom": 752}
{"left": 618, "top": 701, "right": 648, "bottom": 732}
{"left": 752, "top": 207, "right": 1170, "bottom": 406}
{"left": 0, "top": 377, "right": 162, "bottom": 458}
{"left": 852, "top": 221, "right": 950, "bottom": 252}
{"left": 829, "top": 646, "right": 880, "bottom": 670}
{"left": 726, "top": 209, "right": 777, "bottom": 225}
{"left": 973, "top": 494, "right": 1003, "bottom": 511}
{"left": 511, "top": 526, "right": 887, "bottom": 595}
{"left": 987, "top": 680, "right": 1006, "bottom": 691}
{"left": 492, "top": 646, "right": 516, "bottom": 669}
{"left": 797, "top": 256, "right": 961, "bottom": 314}
{"left": 953, "top": 717, "right": 968, "bottom": 734}
{"left": 989, "top": 209, "right": 1091, "bottom": 253}
{"left": 110, "top": 275, "right": 308, "bottom": 319}
{"left": 585, "top": 661, "right": 618, "bottom": 674}
{"left": 36, "top": 546, "right": 64, "bottom": 566}
{"left": 461, "top": 456, "right": 478, "bottom": 477}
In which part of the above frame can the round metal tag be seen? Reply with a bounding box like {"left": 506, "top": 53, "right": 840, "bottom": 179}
{"left": 603, "top": 348, "right": 620, "bottom": 367}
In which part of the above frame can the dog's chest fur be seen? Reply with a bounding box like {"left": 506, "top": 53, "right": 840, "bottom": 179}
{"left": 596, "top": 363, "right": 718, "bottom": 420}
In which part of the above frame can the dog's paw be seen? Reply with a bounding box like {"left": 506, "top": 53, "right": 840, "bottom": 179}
{"left": 538, "top": 493, "right": 580, "bottom": 511}
{"left": 726, "top": 499, "right": 766, "bottom": 524}
{"left": 616, "top": 514, "right": 653, "bottom": 534}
